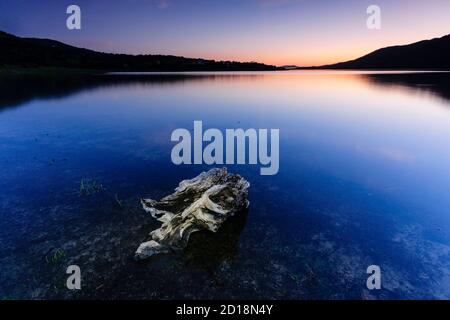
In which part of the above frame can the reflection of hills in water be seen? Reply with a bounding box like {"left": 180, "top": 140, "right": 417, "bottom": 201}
{"left": 1, "top": 72, "right": 450, "bottom": 112}
{"left": 362, "top": 72, "right": 450, "bottom": 103}
{"left": 0, "top": 73, "right": 265, "bottom": 111}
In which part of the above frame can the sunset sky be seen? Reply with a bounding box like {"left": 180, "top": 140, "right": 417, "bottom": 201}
{"left": 1, "top": 0, "right": 449, "bottom": 66}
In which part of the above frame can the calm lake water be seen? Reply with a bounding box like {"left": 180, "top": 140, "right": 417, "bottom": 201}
{"left": 1, "top": 71, "right": 450, "bottom": 299}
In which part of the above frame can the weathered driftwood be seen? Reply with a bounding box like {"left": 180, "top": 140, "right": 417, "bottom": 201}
{"left": 135, "top": 168, "right": 250, "bottom": 260}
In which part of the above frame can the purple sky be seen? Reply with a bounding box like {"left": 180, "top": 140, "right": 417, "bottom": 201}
{"left": 1, "top": 0, "right": 449, "bottom": 66}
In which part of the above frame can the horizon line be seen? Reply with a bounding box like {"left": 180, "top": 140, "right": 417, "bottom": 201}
{"left": 2, "top": 30, "right": 449, "bottom": 69}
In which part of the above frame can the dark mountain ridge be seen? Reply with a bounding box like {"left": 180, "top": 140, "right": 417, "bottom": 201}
{"left": 0, "top": 31, "right": 276, "bottom": 71}
{"left": 313, "top": 34, "right": 450, "bottom": 70}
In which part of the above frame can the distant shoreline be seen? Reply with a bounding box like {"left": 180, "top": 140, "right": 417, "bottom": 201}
{"left": 0, "top": 66, "right": 100, "bottom": 76}
{"left": 2, "top": 66, "right": 450, "bottom": 77}
{"left": 0, "top": 66, "right": 285, "bottom": 76}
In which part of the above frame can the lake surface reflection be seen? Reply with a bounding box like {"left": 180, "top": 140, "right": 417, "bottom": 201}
{"left": 1, "top": 71, "right": 450, "bottom": 299}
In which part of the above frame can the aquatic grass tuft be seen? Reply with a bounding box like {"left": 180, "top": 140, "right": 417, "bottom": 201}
{"left": 114, "top": 193, "right": 124, "bottom": 208}
{"left": 78, "top": 178, "right": 104, "bottom": 196}
{"left": 289, "top": 274, "right": 301, "bottom": 284}
{"left": 45, "top": 248, "right": 67, "bottom": 265}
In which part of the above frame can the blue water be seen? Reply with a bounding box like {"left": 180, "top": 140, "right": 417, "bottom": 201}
{"left": 0, "top": 71, "right": 450, "bottom": 299}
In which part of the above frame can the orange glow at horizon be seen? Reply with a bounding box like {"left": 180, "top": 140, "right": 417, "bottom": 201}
{"left": 178, "top": 29, "right": 450, "bottom": 67}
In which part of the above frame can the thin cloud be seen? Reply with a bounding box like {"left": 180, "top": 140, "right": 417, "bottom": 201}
{"left": 157, "top": 0, "right": 170, "bottom": 9}
{"left": 257, "top": 0, "right": 300, "bottom": 7}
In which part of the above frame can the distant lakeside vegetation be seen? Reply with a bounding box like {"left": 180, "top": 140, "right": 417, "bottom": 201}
{"left": 0, "top": 31, "right": 278, "bottom": 73}
{"left": 0, "top": 66, "right": 99, "bottom": 76}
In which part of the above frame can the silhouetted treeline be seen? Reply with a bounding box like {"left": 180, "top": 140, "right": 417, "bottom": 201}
{"left": 0, "top": 31, "right": 277, "bottom": 72}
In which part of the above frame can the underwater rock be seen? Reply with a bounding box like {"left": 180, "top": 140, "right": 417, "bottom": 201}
{"left": 135, "top": 168, "right": 250, "bottom": 260}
